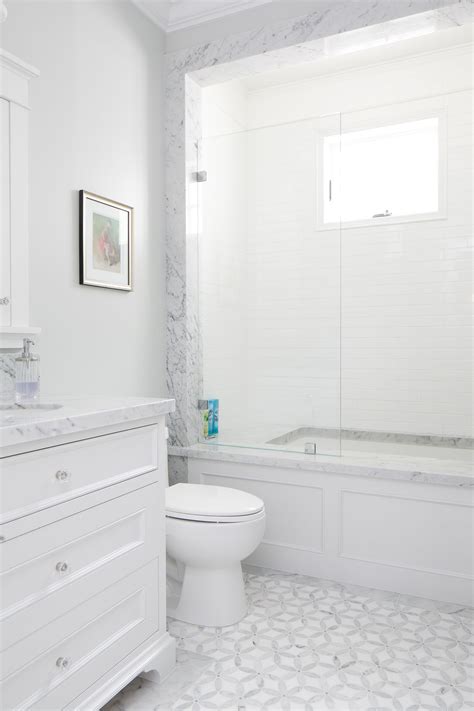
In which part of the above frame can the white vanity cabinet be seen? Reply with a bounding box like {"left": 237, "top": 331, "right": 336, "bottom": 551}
{"left": 0, "top": 404, "right": 175, "bottom": 711}
{"left": 0, "top": 50, "right": 40, "bottom": 347}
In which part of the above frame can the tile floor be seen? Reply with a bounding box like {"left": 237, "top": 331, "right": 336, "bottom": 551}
{"left": 104, "top": 567, "right": 473, "bottom": 710}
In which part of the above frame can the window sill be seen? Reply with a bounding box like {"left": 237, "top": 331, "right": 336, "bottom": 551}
{"left": 317, "top": 211, "right": 447, "bottom": 231}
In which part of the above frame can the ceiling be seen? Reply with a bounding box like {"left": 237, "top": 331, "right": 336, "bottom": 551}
{"left": 131, "top": 0, "right": 273, "bottom": 32}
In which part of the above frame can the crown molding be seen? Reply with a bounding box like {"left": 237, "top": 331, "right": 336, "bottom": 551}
{"left": 131, "top": 0, "right": 169, "bottom": 30}
{"left": 168, "top": 0, "right": 273, "bottom": 32}
{"left": 0, "top": 49, "right": 40, "bottom": 79}
{"left": 131, "top": 0, "right": 273, "bottom": 33}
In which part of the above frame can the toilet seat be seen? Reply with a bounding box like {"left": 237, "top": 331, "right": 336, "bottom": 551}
{"left": 166, "top": 483, "right": 265, "bottom": 524}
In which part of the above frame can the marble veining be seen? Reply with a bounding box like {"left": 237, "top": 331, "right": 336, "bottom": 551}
{"left": 103, "top": 566, "right": 474, "bottom": 710}
{"left": 267, "top": 427, "right": 474, "bottom": 450}
{"left": 164, "top": 1, "right": 474, "bottom": 483}
{"left": 187, "top": 1, "right": 474, "bottom": 87}
{"left": 0, "top": 351, "right": 19, "bottom": 406}
{"left": 169, "top": 443, "right": 473, "bottom": 488}
{"left": 0, "top": 395, "right": 175, "bottom": 451}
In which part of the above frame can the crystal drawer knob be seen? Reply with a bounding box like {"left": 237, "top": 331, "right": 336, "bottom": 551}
{"left": 55, "top": 470, "right": 71, "bottom": 482}
{"left": 56, "top": 656, "right": 70, "bottom": 670}
{"left": 56, "top": 561, "right": 69, "bottom": 573}
{"left": 0, "top": 297, "right": 9, "bottom": 306}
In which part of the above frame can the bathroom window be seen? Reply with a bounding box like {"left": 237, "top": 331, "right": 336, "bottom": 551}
{"left": 321, "top": 116, "right": 445, "bottom": 226}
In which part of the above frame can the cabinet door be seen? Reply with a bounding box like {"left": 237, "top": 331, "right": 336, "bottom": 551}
{"left": 0, "top": 98, "right": 10, "bottom": 326}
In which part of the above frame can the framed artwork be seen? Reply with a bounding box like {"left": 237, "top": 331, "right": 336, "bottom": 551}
{"left": 79, "top": 190, "right": 133, "bottom": 291}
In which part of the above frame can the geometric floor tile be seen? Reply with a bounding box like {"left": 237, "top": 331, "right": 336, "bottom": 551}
{"left": 104, "top": 567, "right": 474, "bottom": 711}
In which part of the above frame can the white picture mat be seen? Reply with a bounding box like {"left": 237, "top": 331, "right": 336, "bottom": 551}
{"left": 83, "top": 197, "right": 130, "bottom": 287}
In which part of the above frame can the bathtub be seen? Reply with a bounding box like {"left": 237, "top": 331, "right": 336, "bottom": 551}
{"left": 171, "top": 435, "right": 473, "bottom": 606}
{"left": 266, "top": 426, "right": 473, "bottom": 462}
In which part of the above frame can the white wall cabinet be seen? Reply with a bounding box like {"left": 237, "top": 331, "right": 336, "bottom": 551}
{"left": 0, "top": 415, "right": 175, "bottom": 710}
{"left": 0, "top": 49, "right": 40, "bottom": 348}
{"left": 0, "top": 97, "right": 10, "bottom": 327}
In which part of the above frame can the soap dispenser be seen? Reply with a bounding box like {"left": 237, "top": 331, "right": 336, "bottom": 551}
{"left": 15, "top": 339, "right": 40, "bottom": 404}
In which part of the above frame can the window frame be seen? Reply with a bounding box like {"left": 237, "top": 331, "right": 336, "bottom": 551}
{"left": 316, "top": 105, "right": 448, "bottom": 231}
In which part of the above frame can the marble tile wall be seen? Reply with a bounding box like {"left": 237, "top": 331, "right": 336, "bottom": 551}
{"left": 164, "top": 0, "right": 474, "bottom": 482}
{"left": 0, "top": 352, "right": 18, "bottom": 405}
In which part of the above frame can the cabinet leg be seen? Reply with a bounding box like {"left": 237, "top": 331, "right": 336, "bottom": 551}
{"left": 141, "top": 633, "right": 176, "bottom": 684}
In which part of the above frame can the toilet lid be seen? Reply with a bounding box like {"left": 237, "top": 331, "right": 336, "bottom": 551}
{"left": 166, "top": 483, "right": 264, "bottom": 521}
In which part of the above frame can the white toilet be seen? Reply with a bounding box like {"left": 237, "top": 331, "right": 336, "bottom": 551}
{"left": 166, "top": 483, "right": 265, "bottom": 627}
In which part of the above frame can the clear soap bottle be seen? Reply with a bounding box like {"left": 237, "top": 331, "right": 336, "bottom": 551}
{"left": 15, "top": 339, "right": 40, "bottom": 404}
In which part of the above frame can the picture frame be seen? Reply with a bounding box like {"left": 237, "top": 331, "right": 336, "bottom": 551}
{"left": 79, "top": 190, "right": 133, "bottom": 291}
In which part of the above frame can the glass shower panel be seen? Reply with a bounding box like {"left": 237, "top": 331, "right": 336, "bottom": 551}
{"left": 198, "top": 115, "right": 342, "bottom": 456}
{"left": 339, "top": 92, "right": 473, "bottom": 461}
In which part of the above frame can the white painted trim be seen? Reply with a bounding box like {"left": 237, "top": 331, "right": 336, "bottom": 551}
{"left": 338, "top": 489, "right": 474, "bottom": 581}
{"left": 0, "top": 52, "right": 39, "bottom": 347}
{"left": 130, "top": 0, "right": 168, "bottom": 31}
{"left": 68, "top": 633, "right": 176, "bottom": 711}
{"left": 315, "top": 103, "right": 448, "bottom": 231}
{"left": 130, "top": 0, "right": 273, "bottom": 32}
{"left": 339, "top": 549, "right": 474, "bottom": 581}
{"left": 200, "top": 468, "right": 326, "bottom": 491}
{"left": 168, "top": 0, "right": 273, "bottom": 32}
{"left": 260, "top": 538, "right": 324, "bottom": 555}
{"left": 9, "top": 103, "right": 30, "bottom": 325}
{"left": 0, "top": 49, "right": 40, "bottom": 80}
{"left": 200, "top": 470, "right": 325, "bottom": 554}
{"left": 0, "top": 326, "right": 41, "bottom": 350}
{"left": 188, "top": 457, "right": 474, "bottom": 605}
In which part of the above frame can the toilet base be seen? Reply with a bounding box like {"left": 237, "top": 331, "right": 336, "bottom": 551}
{"left": 167, "top": 562, "right": 247, "bottom": 627}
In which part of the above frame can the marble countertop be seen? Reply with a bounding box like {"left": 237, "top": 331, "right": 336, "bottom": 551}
{"left": 0, "top": 396, "right": 175, "bottom": 451}
{"left": 169, "top": 442, "right": 473, "bottom": 488}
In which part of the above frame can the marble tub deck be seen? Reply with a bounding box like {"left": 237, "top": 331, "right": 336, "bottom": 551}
{"left": 103, "top": 566, "right": 474, "bottom": 711}
{"left": 170, "top": 441, "right": 474, "bottom": 489}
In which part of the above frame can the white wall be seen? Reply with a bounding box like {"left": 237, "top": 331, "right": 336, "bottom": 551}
{"left": 201, "top": 35, "right": 473, "bottom": 440}
{"left": 1, "top": 1, "right": 166, "bottom": 398}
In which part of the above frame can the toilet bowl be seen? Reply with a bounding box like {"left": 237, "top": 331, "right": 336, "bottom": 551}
{"left": 166, "top": 483, "right": 265, "bottom": 627}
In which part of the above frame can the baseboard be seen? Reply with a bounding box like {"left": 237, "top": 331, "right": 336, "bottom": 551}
{"left": 247, "top": 542, "right": 473, "bottom": 606}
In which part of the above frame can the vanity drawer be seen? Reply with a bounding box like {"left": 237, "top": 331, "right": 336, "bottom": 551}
{"left": 0, "top": 425, "right": 158, "bottom": 523}
{"left": 0, "top": 483, "right": 162, "bottom": 648}
{"left": 0, "top": 560, "right": 159, "bottom": 711}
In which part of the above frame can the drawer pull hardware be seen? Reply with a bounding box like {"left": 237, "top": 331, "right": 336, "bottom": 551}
{"left": 56, "top": 656, "right": 71, "bottom": 670}
{"left": 55, "top": 470, "right": 71, "bottom": 482}
{"left": 56, "top": 561, "right": 69, "bottom": 573}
